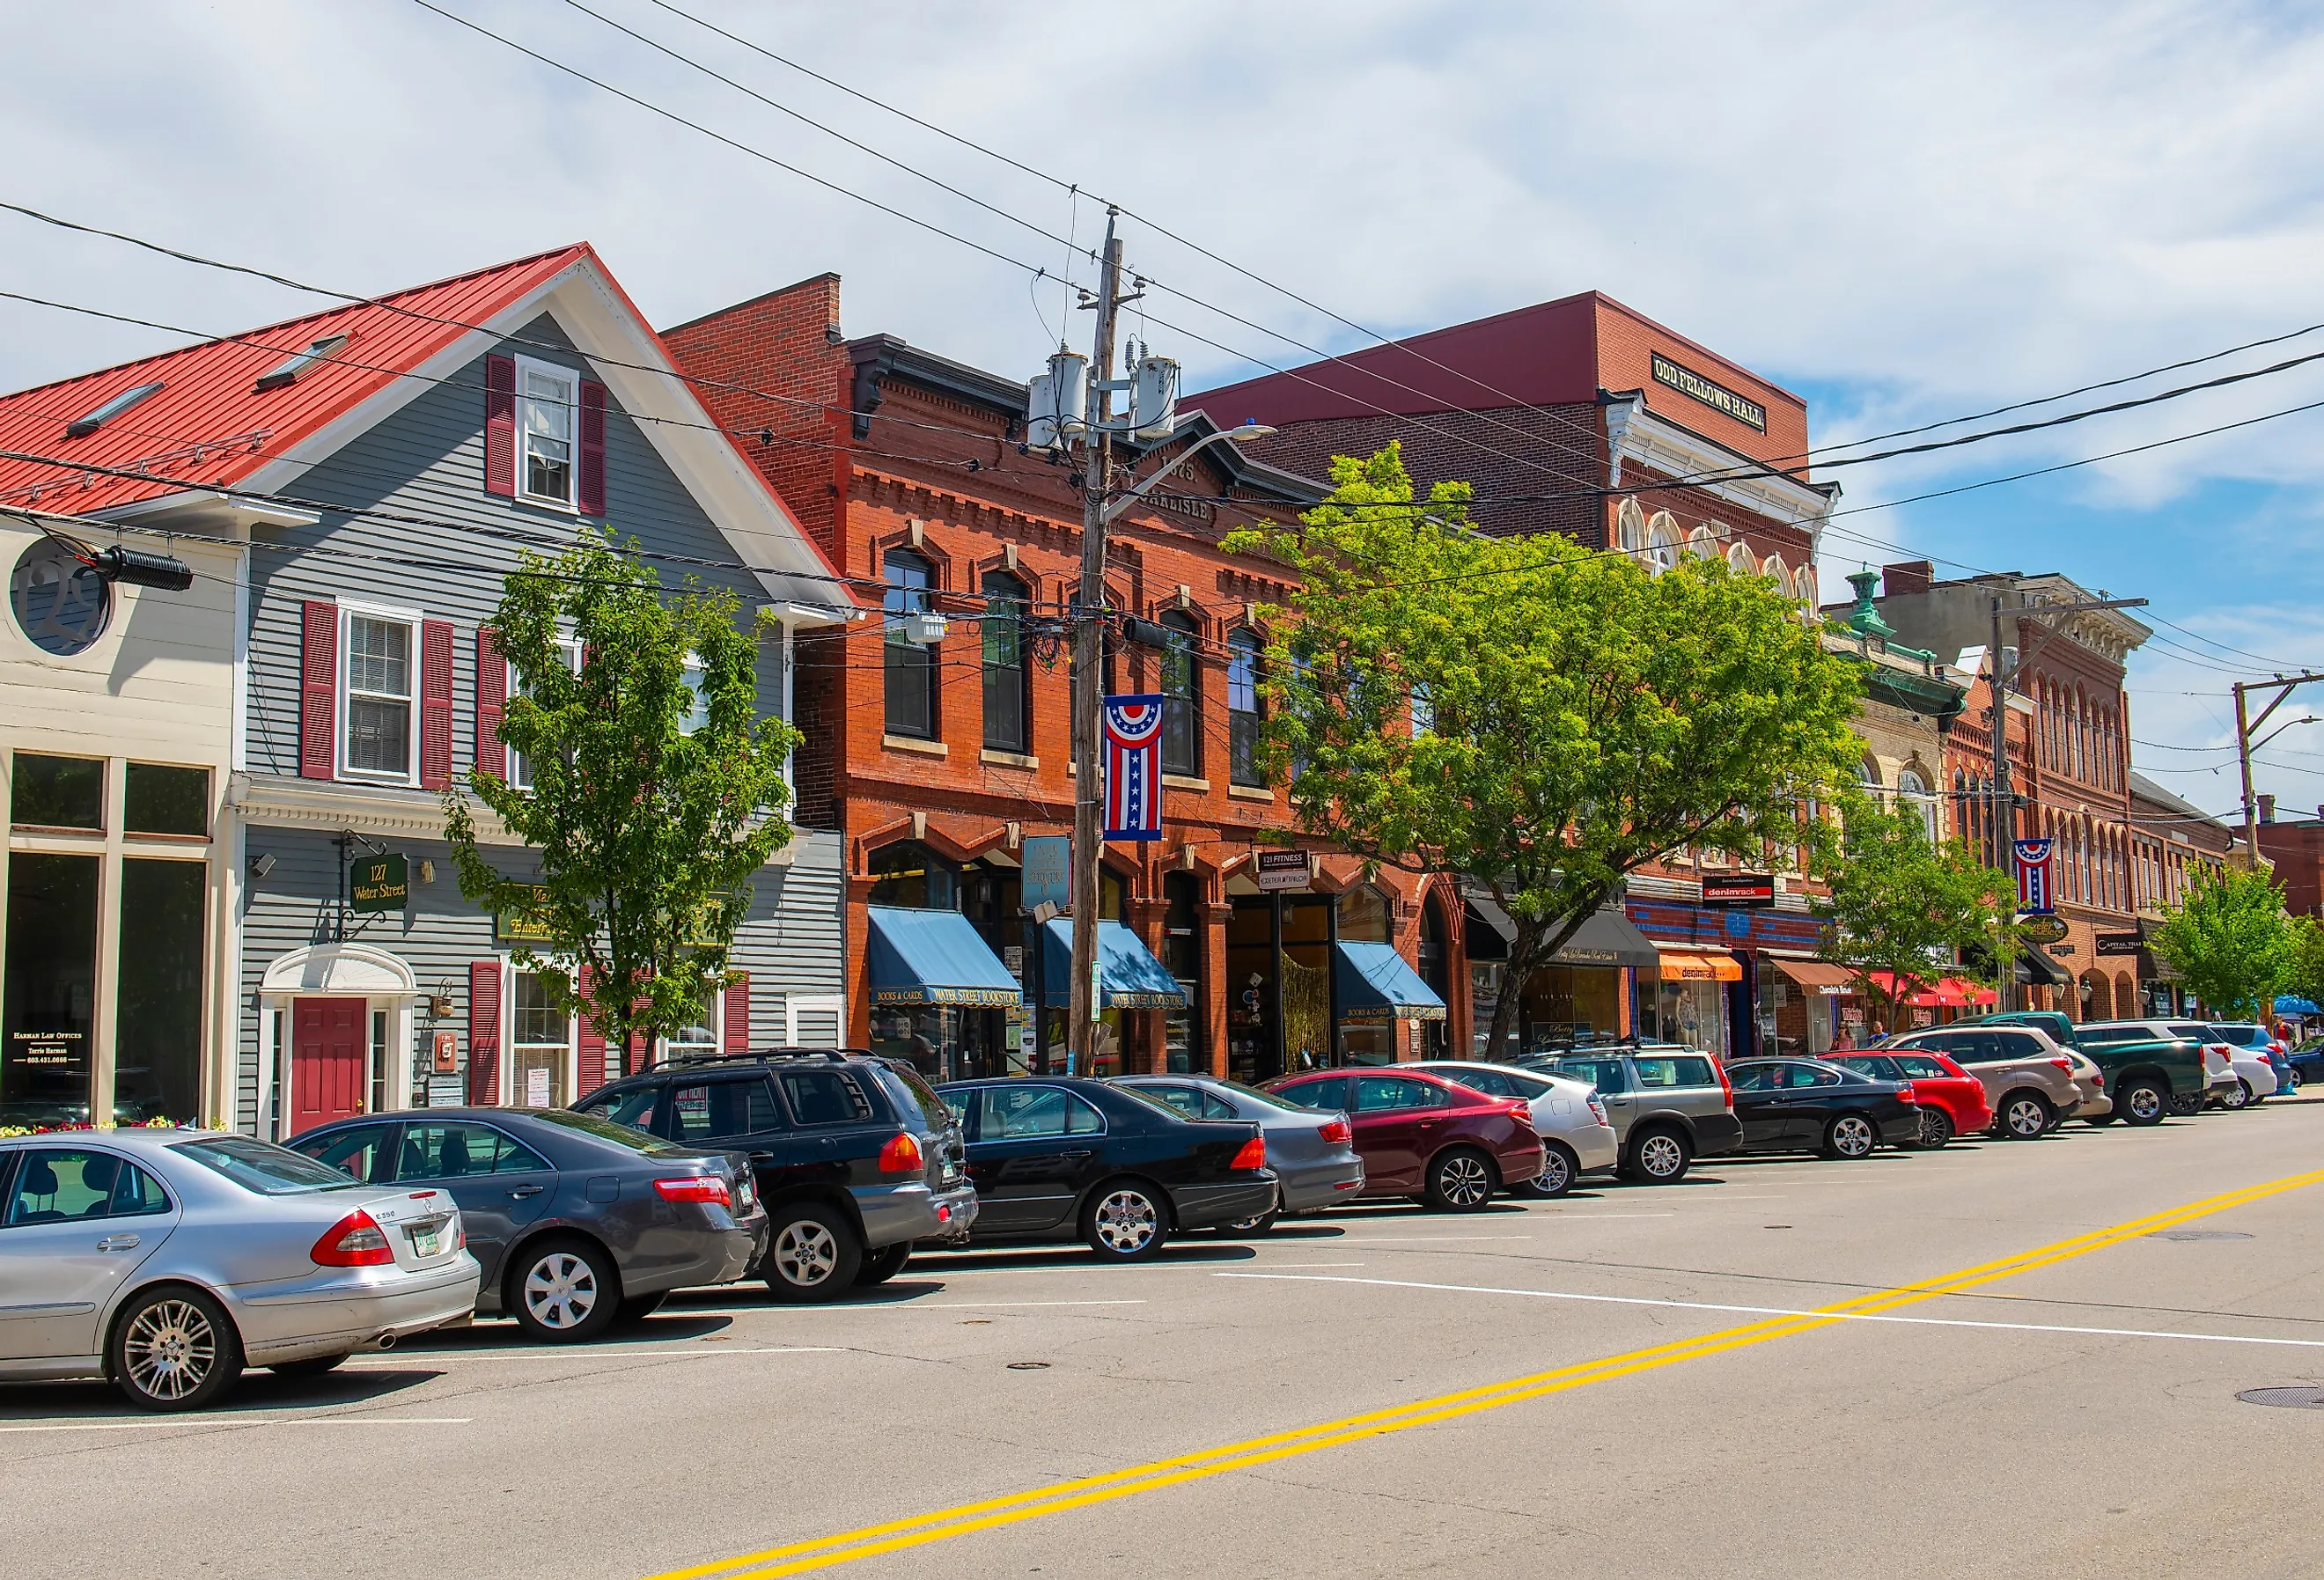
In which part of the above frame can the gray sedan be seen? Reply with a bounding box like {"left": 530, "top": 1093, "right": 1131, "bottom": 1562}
{"left": 290, "top": 1107, "right": 766, "bottom": 1341}
{"left": 0, "top": 1128, "right": 480, "bottom": 1411}
{"left": 1111, "top": 1075, "right": 1365, "bottom": 1230}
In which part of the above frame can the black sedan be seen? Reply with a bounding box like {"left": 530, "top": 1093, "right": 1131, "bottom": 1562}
{"left": 1725, "top": 1059, "right": 1922, "bottom": 1159}
{"left": 928, "top": 1077, "right": 1278, "bottom": 1260}
{"left": 290, "top": 1107, "right": 767, "bottom": 1341}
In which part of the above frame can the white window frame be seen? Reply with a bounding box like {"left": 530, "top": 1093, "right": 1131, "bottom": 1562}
{"left": 679, "top": 650, "right": 709, "bottom": 737}
{"left": 503, "top": 959, "right": 578, "bottom": 1110}
{"left": 514, "top": 353, "right": 580, "bottom": 511}
{"left": 337, "top": 598, "right": 423, "bottom": 784}
{"left": 507, "top": 638, "right": 582, "bottom": 790}
{"left": 657, "top": 986, "right": 725, "bottom": 1062}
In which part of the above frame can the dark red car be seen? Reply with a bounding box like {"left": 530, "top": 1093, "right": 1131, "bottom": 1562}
{"left": 1263, "top": 1068, "right": 1543, "bottom": 1211}
{"left": 1820, "top": 1049, "right": 1993, "bottom": 1147}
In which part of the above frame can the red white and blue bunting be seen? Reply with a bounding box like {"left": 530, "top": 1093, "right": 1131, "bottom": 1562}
{"left": 1103, "top": 694, "right": 1165, "bottom": 842}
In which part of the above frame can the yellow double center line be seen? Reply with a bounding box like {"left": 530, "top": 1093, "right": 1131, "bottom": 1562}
{"left": 650, "top": 1168, "right": 2324, "bottom": 1580}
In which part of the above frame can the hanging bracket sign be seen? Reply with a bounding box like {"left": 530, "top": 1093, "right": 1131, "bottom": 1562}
{"left": 1256, "top": 849, "right": 1313, "bottom": 893}
{"left": 349, "top": 853, "right": 409, "bottom": 914}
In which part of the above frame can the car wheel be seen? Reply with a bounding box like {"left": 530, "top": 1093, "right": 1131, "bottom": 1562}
{"left": 1424, "top": 1148, "right": 1498, "bottom": 1211}
{"left": 1218, "top": 1187, "right": 1283, "bottom": 1236}
{"left": 855, "top": 1243, "right": 913, "bottom": 1286}
{"left": 1084, "top": 1180, "right": 1171, "bottom": 1260}
{"left": 1997, "top": 1091, "right": 2052, "bottom": 1140}
{"left": 509, "top": 1238, "right": 620, "bottom": 1341}
{"left": 1522, "top": 1142, "right": 1578, "bottom": 1199}
{"left": 268, "top": 1351, "right": 351, "bottom": 1379}
{"left": 2117, "top": 1078, "right": 2167, "bottom": 1126}
{"left": 1821, "top": 1113, "right": 1878, "bottom": 1160}
{"left": 2227, "top": 1079, "right": 2254, "bottom": 1110}
{"left": 614, "top": 1292, "right": 667, "bottom": 1325}
{"left": 1914, "top": 1108, "right": 1953, "bottom": 1150}
{"left": 1628, "top": 1128, "right": 1691, "bottom": 1185}
{"left": 764, "top": 1204, "right": 864, "bottom": 1303}
{"left": 2168, "top": 1091, "right": 2204, "bottom": 1116}
{"left": 111, "top": 1286, "right": 242, "bottom": 1411}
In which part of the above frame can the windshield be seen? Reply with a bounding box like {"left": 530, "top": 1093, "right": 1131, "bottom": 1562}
{"left": 534, "top": 1108, "right": 691, "bottom": 1156}
{"left": 873, "top": 1062, "right": 954, "bottom": 1133}
{"left": 171, "top": 1135, "right": 360, "bottom": 1195}
{"left": 1219, "top": 1077, "right": 1337, "bottom": 1113}
{"left": 1109, "top": 1084, "right": 1195, "bottom": 1121}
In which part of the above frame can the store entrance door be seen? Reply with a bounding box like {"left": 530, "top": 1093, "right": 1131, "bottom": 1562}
{"left": 290, "top": 996, "right": 366, "bottom": 1136}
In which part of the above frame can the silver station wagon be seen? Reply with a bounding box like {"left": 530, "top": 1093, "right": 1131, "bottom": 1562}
{"left": 0, "top": 1128, "right": 480, "bottom": 1410}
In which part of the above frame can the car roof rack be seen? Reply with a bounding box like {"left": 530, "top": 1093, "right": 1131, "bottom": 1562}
{"left": 646, "top": 1046, "right": 868, "bottom": 1072}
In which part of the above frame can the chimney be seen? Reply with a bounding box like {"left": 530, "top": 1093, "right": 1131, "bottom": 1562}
{"left": 2260, "top": 793, "right": 2277, "bottom": 824}
{"left": 1881, "top": 561, "right": 1934, "bottom": 598}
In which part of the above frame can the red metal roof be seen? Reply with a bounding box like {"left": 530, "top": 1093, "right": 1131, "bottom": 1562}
{"left": 0, "top": 245, "right": 590, "bottom": 517}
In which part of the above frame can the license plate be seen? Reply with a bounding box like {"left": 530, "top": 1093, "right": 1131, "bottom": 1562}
{"left": 409, "top": 1224, "right": 445, "bottom": 1259}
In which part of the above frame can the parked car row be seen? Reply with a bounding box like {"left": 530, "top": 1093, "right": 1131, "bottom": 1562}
{"left": 4, "top": 1016, "right": 2294, "bottom": 1413}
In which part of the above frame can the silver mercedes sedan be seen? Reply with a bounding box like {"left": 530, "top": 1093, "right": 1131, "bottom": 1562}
{"left": 0, "top": 1128, "right": 480, "bottom": 1410}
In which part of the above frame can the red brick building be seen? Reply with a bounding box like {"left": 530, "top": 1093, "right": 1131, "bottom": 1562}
{"left": 664, "top": 277, "right": 1471, "bottom": 1083}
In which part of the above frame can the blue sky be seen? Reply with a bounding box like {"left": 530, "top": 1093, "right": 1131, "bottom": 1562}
{"left": 4, "top": 0, "right": 2321, "bottom": 809}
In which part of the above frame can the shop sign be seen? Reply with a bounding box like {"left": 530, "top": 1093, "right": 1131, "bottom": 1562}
{"left": 1021, "top": 836, "right": 1072, "bottom": 910}
{"left": 424, "top": 1074, "right": 465, "bottom": 1108}
{"left": 2016, "top": 915, "right": 2069, "bottom": 944}
{"left": 350, "top": 853, "right": 409, "bottom": 914}
{"left": 1256, "top": 849, "right": 1313, "bottom": 892}
{"left": 1701, "top": 872, "right": 1776, "bottom": 908}
{"left": 2050, "top": 943, "right": 2077, "bottom": 955}
{"left": 525, "top": 1067, "right": 551, "bottom": 1108}
{"left": 431, "top": 1032, "right": 458, "bottom": 1074}
{"left": 1840, "top": 1006, "right": 1866, "bottom": 1027}
{"left": 496, "top": 885, "right": 555, "bottom": 943}
{"left": 2095, "top": 933, "right": 2143, "bottom": 956}
{"left": 1910, "top": 1009, "right": 1935, "bottom": 1026}
{"left": 1651, "top": 353, "right": 1767, "bottom": 433}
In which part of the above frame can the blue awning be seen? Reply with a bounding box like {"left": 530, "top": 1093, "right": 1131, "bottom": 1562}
{"left": 2276, "top": 996, "right": 2319, "bottom": 1016}
{"left": 864, "top": 906, "right": 1024, "bottom": 1007}
{"left": 1036, "top": 919, "right": 1189, "bottom": 1010}
{"left": 1334, "top": 941, "right": 1448, "bottom": 1023}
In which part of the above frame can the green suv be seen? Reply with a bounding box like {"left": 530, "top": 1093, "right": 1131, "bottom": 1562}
{"left": 1952, "top": 1010, "right": 2207, "bottom": 1127}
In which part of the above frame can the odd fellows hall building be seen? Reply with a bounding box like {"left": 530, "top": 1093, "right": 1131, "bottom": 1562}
{"left": 1188, "top": 292, "right": 1845, "bottom": 1062}
{"left": 666, "top": 276, "right": 1470, "bottom": 1084}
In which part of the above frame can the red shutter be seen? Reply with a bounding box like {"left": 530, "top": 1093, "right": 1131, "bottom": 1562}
{"left": 419, "top": 619, "right": 455, "bottom": 790}
{"left": 577, "top": 379, "right": 607, "bottom": 516}
{"left": 474, "top": 628, "right": 505, "bottom": 776}
{"left": 298, "top": 601, "right": 337, "bottom": 780}
{"left": 576, "top": 966, "right": 607, "bottom": 1093}
{"left": 724, "top": 974, "right": 750, "bottom": 1055}
{"left": 484, "top": 354, "right": 516, "bottom": 497}
{"left": 468, "top": 960, "right": 503, "bottom": 1106}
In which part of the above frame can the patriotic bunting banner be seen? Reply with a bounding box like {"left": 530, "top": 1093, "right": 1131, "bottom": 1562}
{"left": 1103, "top": 694, "right": 1165, "bottom": 841}
{"left": 2013, "top": 837, "right": 2055, "bottom": 915}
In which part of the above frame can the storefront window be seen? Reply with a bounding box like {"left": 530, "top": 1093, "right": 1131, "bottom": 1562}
{"left": 1418, "top": 897, "right": 1451, "bottom": 1059}
{"left": 511, "top": 970, "right": 571, "bottom": 1107}
{"left": 1162, "top": 872, "right": 1203, "bottom": 1074}
{"left": 1226, "top": 899, "right": 1276, "bottom": 1084}
{"left": 1283, "top": 898, "right": 1332, "bottom": 1071}
{"left": 3, "top": 852, "right": 100, "bottom": 1125}
{"left": 11, "top": 753, "right": 102, "bottom": 831}
{"left": 1517, "top": 965, "right": 1622, "bottom": 1054}
{"left": 123, "top": 763, "right": 209, "bottom": 837}
{"left": 1642, "top": 969, "right": 1730, "bottom": 1059}
{"left": 112, "top": 857, "right": 205, "bottom": 1124}
{"left": 869, "top": 841, "right": 956, "bottom": 910}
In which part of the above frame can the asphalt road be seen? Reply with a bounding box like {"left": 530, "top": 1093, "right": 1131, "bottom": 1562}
{"left": 12, "top": 1098, "right": 2324, "bottom": 1580}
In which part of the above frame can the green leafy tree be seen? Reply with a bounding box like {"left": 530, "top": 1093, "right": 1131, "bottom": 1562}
{"left": 2284, "top": 915, "right": 2324, "bottom": 1016}
{"left": 1815, "top": 794, "right": 2023, "bottom": 1036}
{"left": 444, "top": 531, "right": 798, "bottom": 1062}
{"left": 2150, "top": 863, "right": 2293, "bottom": 1020}
{"left": 1222, "top": 444, "right": 1865, "bottom": 1059}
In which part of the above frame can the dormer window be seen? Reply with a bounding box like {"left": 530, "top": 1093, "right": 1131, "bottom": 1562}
{"left": 254, "top": 333, "right": 351, "bottom": 393}
{"left": 518, "top": 356, "right": 577, "bottom": 507}
{"left": 64, "top": 381, "right": 163, "bottom": 438}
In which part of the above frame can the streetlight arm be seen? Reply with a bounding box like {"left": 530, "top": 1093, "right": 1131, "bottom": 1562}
{"left": 1099, "top": 426, "right": 1274, "bottom": 527}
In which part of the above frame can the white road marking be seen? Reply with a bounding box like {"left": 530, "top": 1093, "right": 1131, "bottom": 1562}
{"left": 1257, "top": 1262, "right": 1368, "bottom": 1268}
{"left": 0, "top": 1416, "right": 472, "bottom": 1434}
{"left": 1217, "top": 1273, "right": 2324, "bottom": 1350}
{"left": 1535, "top": 1213, "right": 1677, "bottom": 1220}
{"left": 920, "top": 1299, "right": 1147, "bottom": 1309}
{"left": 347, "top": 1345, "right": 842, "bottom": 1367}
{"left": 1340, "top": 1236, "right": 1536, "bottom": 1244}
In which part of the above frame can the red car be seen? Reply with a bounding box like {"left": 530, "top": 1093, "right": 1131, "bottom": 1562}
{"left": 1820, "top": 1049, "right": 1992, "bottom": 1147}
{"left": 1263, "top": 1068, "right": 1543, "bottom": 1211}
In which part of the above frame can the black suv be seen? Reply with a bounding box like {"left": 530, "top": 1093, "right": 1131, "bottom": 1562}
{"left": 572, "top": 1050, "right": 977, "bottom": 1302}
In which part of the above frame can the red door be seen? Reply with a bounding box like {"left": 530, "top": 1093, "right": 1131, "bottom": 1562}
{"left": 290, "top": 996, "right": 366, "bottom": 1136}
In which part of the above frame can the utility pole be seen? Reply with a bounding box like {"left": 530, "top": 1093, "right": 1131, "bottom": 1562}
{"left": 1067, "top": 210, "right": 1125, "bottom": 1069}
{"left": 2232, "top": 672, "right": 2324, "bottom": 871}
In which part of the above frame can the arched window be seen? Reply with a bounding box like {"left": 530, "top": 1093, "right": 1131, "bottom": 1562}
{"left": 1761, "top": 554, "right": 1791, "bottom": 598}
{"left": 1408, "top": 680, "right": 1434, "bottom": 737}
{"left": 981, "top": 570, "right": 1029, "bottom": 754}
{"left": 1796, "top": 563, "right": 1819, "bottom": 609}
{"left": 1158, "top": 610, "right": 1201, "bottom": 777}
{"left": 1227, "top": 628, "right": 1264, "bottom": 788}
{"left": 1615, "top": 497, "right": 1647, "bottom": 560}
{"left": 1338, "top": 886, "right": 1392, "bottom": 943}
{"left": 1725, "top": 540, "right": 1756, "bottom": 576}
{"left": 1688, "top": 524, "right": 1719, "bottom": 559}
{"left": 882, "top": 548, "right": 938, "bottom": 739}
{"left": 1646, "top": 514, "right": 1681, "bottom": 576}
{"left": 1898, "top": 767, "right": 1938, "bottom": 844}
{"left": 1953, "top": 769, "right": 1969, "bottom": 841}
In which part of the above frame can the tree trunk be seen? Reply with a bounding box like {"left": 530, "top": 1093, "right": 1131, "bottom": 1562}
{"left": 1486, "top": 965, "right": 1526, "bottom": 1062}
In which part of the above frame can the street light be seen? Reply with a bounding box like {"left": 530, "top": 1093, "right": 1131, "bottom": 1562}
{"left": 1099, "top": 423, "right": 1276, "bottom": 527}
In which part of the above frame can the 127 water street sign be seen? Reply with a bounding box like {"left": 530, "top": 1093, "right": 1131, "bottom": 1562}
{"left": 350, "top": 853, "right": 408, "bottom": 914}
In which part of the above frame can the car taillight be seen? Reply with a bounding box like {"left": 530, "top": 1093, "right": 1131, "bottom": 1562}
{"left": 1714, "top": 1060, "right": 1734, "bottom": 1107}
{"left": 1505, "top": 1102, "right": 1535, "bottom": 1124}
{"left": 1587, "top": 1096, "right": 1608, "bottom": 1125}
{"left": 878, "top": 1132, "right": 925, "bottom": 1175}
{"left": 1317, "top": 1118, "right": 1351, "bottom": 1144}
{"left": 2048, "top": 1058, "right": 2073, "bottom": 1073}
{"left": 1231, "top": 1135, "right": 1268, "bottom": 1171}
{"left": 311, "top": 1209, "right": 394, "bottom": 1268}
{"left": 2092, "top": 1072, "right": 2103, "bottom": 1090}
{"left": 653, "top": 1175, "right": 732, "bottom": 1208}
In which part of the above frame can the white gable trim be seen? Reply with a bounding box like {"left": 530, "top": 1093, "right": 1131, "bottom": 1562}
{"left": 240, "top": 255, "right": 858, "bottom": 626}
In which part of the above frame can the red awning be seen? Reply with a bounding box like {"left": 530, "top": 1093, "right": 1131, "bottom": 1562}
{"left": 1865, "top": 972, "right": 1999, "bottom": 1008}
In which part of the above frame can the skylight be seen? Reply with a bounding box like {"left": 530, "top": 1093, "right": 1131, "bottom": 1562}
{"left": 63, "top": 380, "right": 165, "bottom": 438}
{"left": 253, "top": 332, "right": 351, "bottom": 393}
